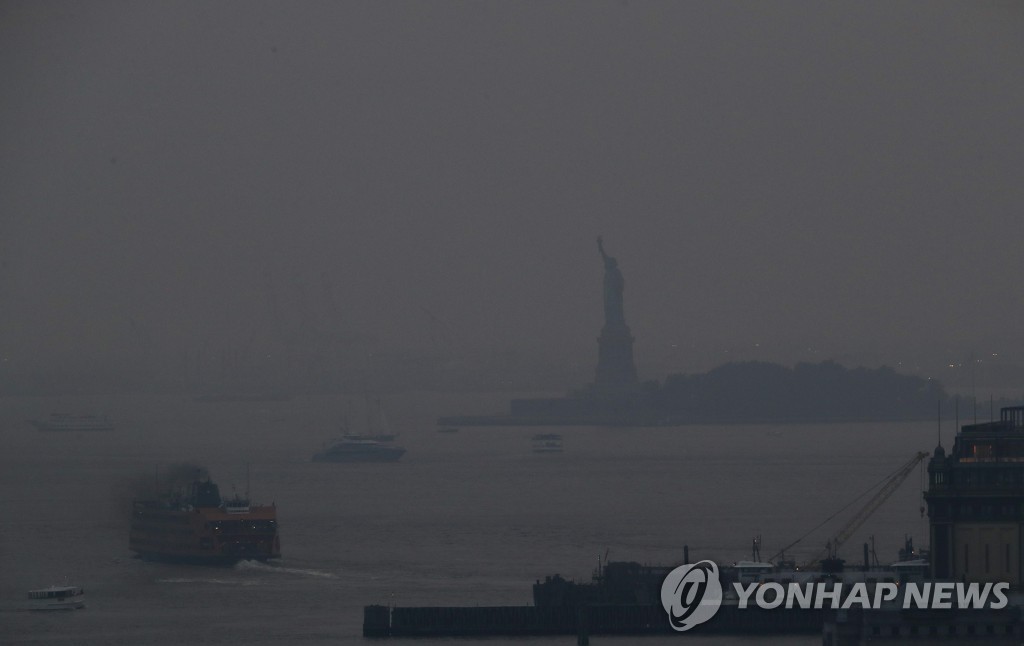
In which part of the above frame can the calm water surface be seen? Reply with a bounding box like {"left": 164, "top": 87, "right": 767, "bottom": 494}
{"left": 0, "top": 392, "right": 939, "bottom": 644}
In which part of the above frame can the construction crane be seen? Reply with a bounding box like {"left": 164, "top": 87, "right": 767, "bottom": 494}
{"left": 769, "top": 451, "right": 930, "bottom": 569}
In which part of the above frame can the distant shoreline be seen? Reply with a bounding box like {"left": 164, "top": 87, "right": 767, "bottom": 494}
{"left": 439, "top": 360, "right": 1019, "bottom": 428}
{"left": 437, "top": 413, "right": 956, "bottom": 428}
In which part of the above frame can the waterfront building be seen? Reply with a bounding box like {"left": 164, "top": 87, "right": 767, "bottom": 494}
{"left": 925, "top": 406, "right": 1024, "bottom": 585}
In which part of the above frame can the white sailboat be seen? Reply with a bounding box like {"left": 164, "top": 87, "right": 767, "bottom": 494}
{"left": 342, "top": 397, "right": 398, "bottom": 442}
{"left": 313, "top": 397, "right": 406, "bottom": 463}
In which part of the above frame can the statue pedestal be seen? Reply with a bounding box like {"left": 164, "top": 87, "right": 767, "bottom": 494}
{"left": 593, "top": 324, "right": 638, "bottom": 391}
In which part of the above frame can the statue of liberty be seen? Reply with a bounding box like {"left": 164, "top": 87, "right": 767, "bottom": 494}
{"left": 597, "top": 236, "right": 626, "bottom": 328}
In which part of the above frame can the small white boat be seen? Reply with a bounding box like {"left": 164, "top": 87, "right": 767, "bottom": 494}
{"left": 25, "top": 585, "right": 85, "bottom": 611}
{"left": 531, "top": 433, "right": 563, "bottom": 453}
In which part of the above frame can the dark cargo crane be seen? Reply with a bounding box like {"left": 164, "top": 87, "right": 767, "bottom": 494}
{"left": 769, "top": 451, "right": 930, "bottom": 569}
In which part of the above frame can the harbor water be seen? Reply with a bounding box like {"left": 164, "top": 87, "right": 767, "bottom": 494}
{"left": 0, "top": 392, "right": 939, "bottom": 645}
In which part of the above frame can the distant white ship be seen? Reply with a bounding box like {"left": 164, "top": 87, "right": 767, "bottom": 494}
{"left": 30, "top": 414, "right": 113, "bottom": 432}
{"left": 25, "top": 585, "right": 85, "bottom": 610}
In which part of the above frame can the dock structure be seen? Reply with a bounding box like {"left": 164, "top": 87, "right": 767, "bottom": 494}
{"left": 362, "top": 603, "right": 823, "bottom": 638}
{"left": 823, "top": 606, "right": 1024, "bottom": 645}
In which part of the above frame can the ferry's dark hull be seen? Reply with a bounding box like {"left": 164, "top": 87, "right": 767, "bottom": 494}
{"left": 130, "top": 503, "right": 280, "bottom": 565}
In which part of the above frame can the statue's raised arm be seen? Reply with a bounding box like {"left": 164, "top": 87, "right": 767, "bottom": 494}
{"left": 598, "top": 235, "right": 608, "bottom": 262}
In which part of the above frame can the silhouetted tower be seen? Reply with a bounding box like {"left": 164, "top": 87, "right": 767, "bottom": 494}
{"left": 593, "top": 237, "right": 638, "bottom": 391}
{"left": 925, "top": 406, "right": 1024, "bottom": 585}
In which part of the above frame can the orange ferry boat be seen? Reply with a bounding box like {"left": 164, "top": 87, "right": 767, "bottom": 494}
{"left": 130, "top": 477, "right": 280, "bottom": 565}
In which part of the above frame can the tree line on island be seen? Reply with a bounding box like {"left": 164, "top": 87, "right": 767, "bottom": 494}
{"left": 642, "top": 360, "right": 954, "bottom": 423}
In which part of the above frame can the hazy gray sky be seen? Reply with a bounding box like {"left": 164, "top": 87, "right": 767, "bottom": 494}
{"left": 2, "top": 1, "right": 1022, "bottom": 383}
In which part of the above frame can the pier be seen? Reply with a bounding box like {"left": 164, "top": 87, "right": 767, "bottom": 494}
{"left": 362, "top": 603, "right": 823, "bottom": 638}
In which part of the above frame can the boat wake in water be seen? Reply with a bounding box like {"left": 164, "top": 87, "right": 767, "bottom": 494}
{"left": 155, "top": 561, "right": 337, "bottom": 585}
{"left": 234, "top": 559, "right": 337, "bottom": 578}
{"left": 156, "top": 577, "right": 261, "bottom": 586}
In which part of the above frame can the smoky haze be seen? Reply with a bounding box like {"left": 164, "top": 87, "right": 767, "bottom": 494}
{"left": 1, "top": 1, "right": 1023, "bottom": 394}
